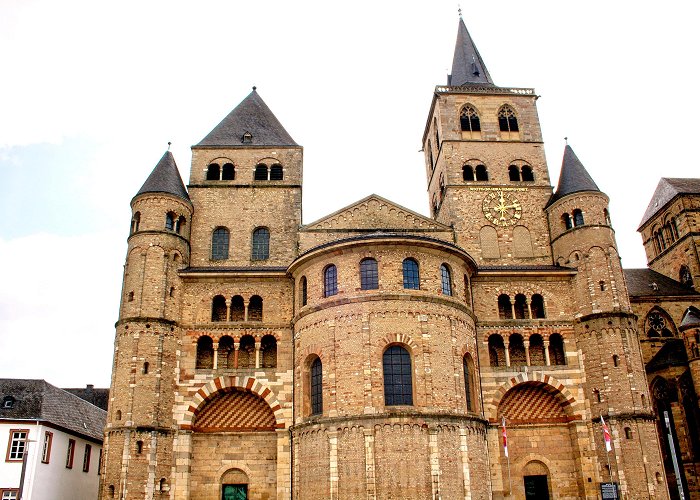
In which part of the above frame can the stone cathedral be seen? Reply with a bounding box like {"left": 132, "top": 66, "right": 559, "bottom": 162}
{"left": 101, "top": 18, "right": 700, "bottom": 500}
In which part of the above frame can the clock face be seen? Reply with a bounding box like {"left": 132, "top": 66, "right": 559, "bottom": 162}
{"left": 482, "top": 190, "right": 522, "bottom": 227}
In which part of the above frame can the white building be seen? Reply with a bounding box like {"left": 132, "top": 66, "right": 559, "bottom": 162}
{"left": 0, "top": 379, "right": 106, "bottom": 500}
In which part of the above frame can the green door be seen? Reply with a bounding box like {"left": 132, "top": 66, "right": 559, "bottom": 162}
{"left": 222, "top": 484, "right": 247, "bottom": 500}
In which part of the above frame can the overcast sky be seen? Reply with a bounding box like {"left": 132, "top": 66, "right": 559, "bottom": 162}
{"left": 1, "top": 1, "right": 698, "bottom": 387}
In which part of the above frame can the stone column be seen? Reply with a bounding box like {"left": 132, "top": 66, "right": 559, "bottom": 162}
{"left": 244, "top": 300, "right": 249, "bottom": 322}
{"left": 543, "top": 340, "right": 551, "bottom": 366}
{"left": 510, "top": 303, "right": 516, "bottom": 319}
{"left": 212, "top": 342, "right": 219, "bottom": 369}
{"left": 233, "top": 342, "right": 240, "bottom": 369}
{"left": 255, "top": 342, "right": 262, "bottom": 369}
{"left": 504, "top": 341, "right": 511, "bottom": 367}
{"left": 526, "top": 298, "right": 532, "bottom": 319}
{"left": 524, "top": 340, "right": 531, "bottom": 366}
{"left": 225, "top": 298, "right": 231, "bottom": 321}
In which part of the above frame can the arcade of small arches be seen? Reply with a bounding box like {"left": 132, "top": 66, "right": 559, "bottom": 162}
{"left": 211, "top": 294, "right": 263, "bottom": 322}
{"left": 205, "top": 159, "right": 284, "bottom": 181}
{"left": 195, "top": 333, "right": 278, "bottom": 370}
{"left": 460, "top": 160, "right": 535, "bottom": 183}
{"left": 129, "top": 210, "right": 188, "bottom": 235}
{"left": 497, "top": 293, "right": 546, "bottom": 319}
{"left": 650, "top": 216, "right": 680, "bottom": 256}
{"left": 488, "top": 332, "right": 566, "bottom": 367}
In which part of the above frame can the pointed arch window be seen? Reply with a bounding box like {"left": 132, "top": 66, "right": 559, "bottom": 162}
{"left": 222, "top": 163, "right": 235, "bottom": 180}
{"left": 211, "top": 227, "right": 230, "bottom": 260}
{"left": 252, "top": 227, "right": 270, "bottom": 260}
{"left": 460, "top": 105, "right": 481, "bottom": 132}
{"left": 475, "top": 164, "right": 489, "bottom": 181}
{"left": 206, "top": 163, "right": 220, "bottom": 180}
{"left": 324, "top": 265, "right": 338, "bottom": 297}
{"left": 440, "top": 264, "right": 452, "bottom": 296}
{"left": 270, "top": 163, "right": 283, "bottom": 180}
{"left": 498, "top": 105, "right": 519, "bottom": 132}
{"left": 360, "top": 258, "right": 379, "bottom": 290}
{"left": 383, "top": 345, "right": 413, "bottom": 406}
{"left": 310, "top": 357, "right": 323, "bottom": 415}
{"left": 402, "top": 258, "right": 420, "bottom": 290}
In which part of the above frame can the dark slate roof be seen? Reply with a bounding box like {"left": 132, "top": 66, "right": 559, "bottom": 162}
{"left": 646, "top": 339, "right": 688, "bottom": 373}
{"left": 638, "top": 178, "right": 700, "bottom": 229}
{"left": 547, "top": 145, "right": 600, "bottom": 207}
{"left": 448, "top": 18, "right": 494, "bottom": 86}
{"left": 0, "top": 379, "right": 106, "bottom": 441}
{"left": 196, "top": 89, "right": 298, "bottom": 147}
{"left": 624, "top": 268, "right": 700, "bottom": 298}
{"left": 63, "top": 385, "right": 109, "bottom": 411}
{"left": 135, "top": 151, "right": 190, "bottom": 202}
{"left": 680, "top": 306, "right": 700, "bottom": 328}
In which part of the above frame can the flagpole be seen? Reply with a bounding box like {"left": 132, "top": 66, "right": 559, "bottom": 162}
{"left": 502, "top": 415, "right": 512, "bottom": 498}
{"left": 601, "top": 414, "right": 617, "bottom": 500}
{"left": 507, "top": 452, "right": 512, "bottom": 499}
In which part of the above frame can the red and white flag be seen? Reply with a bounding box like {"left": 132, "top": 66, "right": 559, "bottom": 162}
{"left": 601, "top": 415, "right": 612, "bottom": 452}
{"left": 502, "top": 416, "right": 508, "bottom": 457}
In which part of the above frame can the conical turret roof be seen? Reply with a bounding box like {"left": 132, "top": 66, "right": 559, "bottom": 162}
{"left": 134, "top": 151, "right": 190, "bottom": 202}
{"left": 547, "top": 145, "right": 600, "bottom": 207}
{"left": 681, "top": 306, "right": 700, "bottom": 328}
{"left": 196, "top": 89, "right": 297, "bottom": 147}
{"left": 448, "top": 18, "right": 494, "bottom": 86}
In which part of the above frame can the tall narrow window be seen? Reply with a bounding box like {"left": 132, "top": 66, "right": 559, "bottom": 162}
{"left": 434, "top": 117, "right": 440, "bottom": 148}
{"left": 463, "top": 354, "right": 475, "bottom": 411}
{"left": 531, "top": 294, "right": 545, "bottom": 318}
{"left": 383, "top": 345, "right": 413, "bottom": 406}
{"left": 270, "top": 163, "right": 283, "bottom": 180}
{"left": 66, "top": 439, "right": 75, "bottom": 468}
{"left": 562, "top": 213, "right": 573, "bottom": 230}
{"left": 498, "top": 105, "right": 519, "bottom": 132}
{"left": 196, "top": 336, "right": 214, "bottom": 369}
{"left": 211, "top": 227, "right": 230, "bottom": 260}
{"left": 130, "top": 212, "right": 141, "bottom": 234}
{"left": 251, "top": 227, "right": 270, "bottom": 260}
{"left": 230, "top": 295, "right": 244, "bottom": 321}
{"left": 261, "top": 335, "right": 277, "bottom": 368}
{"left": 7, "top": 430, "right": 28, "bottom": 461}
{"left": 206, "top": 163, "right": 220, "bottom": 180}
{"left": 360, "top": 258, "right": 379, "bottom": 290}
{"left": 221, "top": 163, "right": 235, "bottom": 180}
{"left": 41, "top": 431, "right": 53, "bottom": 463}
{"left": 248, "top": 295, "right": 263, "bottom": 322}
{"left": 254, "top": 163, "right": 268, "bottom": 180}
{"left": 211, "top": 295, "right": 227, "bottom": 322}
{"left": 82, "top": 444, "right": 91, "bottom": 472}
{"left": 427, "top": 140, "right": 434, "bottom": 170}
{"left": 460, "top": 105, "right": 481, "bottom": 132}
{"left": 514, "top": 294, "right": 527, "bottom": 319}
{"left": 463, "top": 164, "right": 475, "bottom": 181}
{"left": 549, "top": 333, "right": 566, "bottom": 365}
{"left": 310, "top": 357, "right": 323, "bottom": 415}
{"left": 573, "top": 209, "right": 584, "bottom": 226}
{"left": 402, "top": 258, "right": 420, "bottom": 289}
{"left": 498, "top": 294, "right": 513, "bottom": 319}
{"left": 440, "top": 264, "right": 452, "bottom": 296}
{"left": 165, "top": 212, "right": 175, "bottom": 231}
{"left": 175, "top": 216, "right": 185, "bottom": 234}
{"left": 475, "top": 164, "right": 488, "bottom": 181}
{"left": 488, "top": 335, "right": 505, "bottom": 366}
{"left": 300, "top": 276, "right": 308, "bottom": 306}
{"left": 324, "top": 265, "right": 338, "bottom": 297}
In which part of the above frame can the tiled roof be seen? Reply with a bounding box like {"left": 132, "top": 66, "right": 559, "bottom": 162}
{"left": 196, "top": 89, "right": 297, "bottom": 147}
{"left": 448, "top": 18, "right": 494, "bottom": 86}
{"left": 624, "top": 268, "right": 699, "bottom": 298}
{"left": 638, "top": 178, "right": 700, "bottom": 229}
{"left": 0, "top": 379, "right": 106, "bottom": 442}
{"left": 547, "top": 145, "right": 600, "bottom": 207}
{"left": 134, "top": 151, "right": 190, "bottom": 203}
{"left": 63, "top": 385, "right": 110, "bottom": 411}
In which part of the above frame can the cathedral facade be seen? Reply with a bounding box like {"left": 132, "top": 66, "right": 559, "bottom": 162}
{"left": 100, "top": 18, "right": 700, "bottom": 500}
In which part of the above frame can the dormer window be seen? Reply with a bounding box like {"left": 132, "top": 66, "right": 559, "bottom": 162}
{"left": 242, "top": 132, "right": 253, "bottom": 144}
{"left": 3, "top": 396, "right": 16, "bottom": 409}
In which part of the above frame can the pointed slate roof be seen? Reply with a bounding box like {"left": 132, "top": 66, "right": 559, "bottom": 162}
{"left": 547, "top": 145, "right": 600, "bottom": 207}
{"left": 624, "top": 268, "right": 700, "bottom": 298}
{"left": 197, "top": 89, "right": 297, "bottom": 147}
{"left": 135, "top": 151, "right": 190, "bottom": 202}
{"left": 680, "top": 306, "right": 700, "bottom": 328}
{"left": 638, "top": 178, "right": 700, "bottom": 229}
{"left": 448, "top": 18, "right": 494, "bottom": 86}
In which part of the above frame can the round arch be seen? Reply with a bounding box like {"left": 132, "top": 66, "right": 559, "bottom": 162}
{"left": 486, "top": 373, "right": 579, "bottom": 421}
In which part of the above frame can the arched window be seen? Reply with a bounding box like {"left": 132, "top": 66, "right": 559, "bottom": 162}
{"left": 612, "top": 354, "right": 620, "bottom": 367}
{"left": 248, "top": 295, "right": 263, "bottom": 322}
{"left": 463, "top": 164, "right": 475, "bottom": 181}
{"left": 514, "top": 294, "right": 527, "bottom": 319}
{"left": 508, "top": 165, "right": 520, "bottom": 182}
{"left": 463, "top": 354, "right": 476, "bottom": 411}
{"left": 460, "top": 105, "right": 481, "bottom": 133}
{"left": 680, "top": 265, "right": 693, "bottom": 288}
{"left": 218, "top": 336, "right": 234, "bottom": 369}
{"left": 488, "top": 334, "right": 505, "bottom": 367}
{"left": 230, "top": 295, "right": 244, "bottom": 321}
{"left": 440, "top": 264, "right": 452, "bottom": 296}
{"left": 573, "top": 209, "right": 584, "bottom": 227}
{"left": 142, "top": 362, "right": 149, "bottom": 375}
{"left": 270, "top": 163, "right": 283, "bottom": 180}
{"left": 604, "top": 209, "right": 611, "bottom": 226}
{"left": 211, "top": 227, "right": 230, "bottom": 260}
{"left": 521, "top": 165, "right": 534, "bottom": 182}
{"left": 251, "top": 227, "right": 270, "bottom": 260}
{"left": 222, "top": 162, "right": 235, "bottom": 180}
{"left": 529, "top": 334, "right": 545, "bottom": 365}
{"left": 624, "top": 427, "right": 632, "bottom": 439}
{"left": 498, "top": 105, "right": 519, "bottom": 132}
{"left": 127, "top": 291, "right": 134, "bottom": 302}
{"left": 175, "top": 216, "right": 185, "bottom": 234}
{"left": 498, "top": 294, "right": 513, "bottom": 319}
{"left": 562, "top": 213, "right": 573, "bottom": 230}
{"left": 402, "top": 258, "right": 420, "bottom": 290}
{"left": 238, "top": 335, "right": 255, "bottom": 368}
{"left": 254, "top": 163, "right": 268, "bottom": 180}
{"left": 324, "top": 265, "right": 338, "bottom": 297}
{"left": 360, "top": 258, "right": 379, "bottom": 290}
{"left": 211, "top": 295, "right": 227, "bottom": 322}
{"left": 196, "top": 336, "right": 214, "bottom": 369}
{"left": 310, "top": 357, "right": 323, "bottom": 415}
{"left": 509, "top": 333, "right": 526, "bottom": 366}
{"left": 383, "top": 345, "right": 413, "bottom": 406}
{"left": 136, "top": 440, "right": 143, "bottom": 454}
{"left": 531, "top": 294, "right": 545, "bottom": 318}
{"left": 130, "top": 212, "right": 140, "bottom": 234}
{"left": 206, "top": 163, "right": 220, "bottom": 180}
{"left": 427, "top": 140, "right": 434, "bottom": 169}
{"left": 261, "top": 335, "right": 277, "bottom": 368}
{"left": 108, "top": 485, "right": 115, "bottom": 497}
{"left": 115, "top": 410, "right": 121, "bottom": 421}
{"left": 159, "top": 479, "right": 167, "bottom": 493}
{"left": 549, "top": 333, "right": 565, "bottom": 365}
{"left": 671, "top": 217, "right": 680, "bottom": 239}
{"left": 165, "top": 212, "right": 175, "bottom": 231}
{"left": 300, "top": 276, "right": 308, "bottom": 306}
{"left": 475, "top": 164, "right": 489, "bottom": 181}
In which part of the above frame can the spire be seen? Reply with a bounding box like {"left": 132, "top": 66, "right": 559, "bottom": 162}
{"left": 448, "top": 18, "right": 494, "bottom": 86}
{"left": 196, "top": 88, "right": 297, "bottom": 147}
{"left": 547, "top": 145, "right": 600, "bottom": 207}
{"left": 134, "top": 151, "right": 190, "bottom": 202}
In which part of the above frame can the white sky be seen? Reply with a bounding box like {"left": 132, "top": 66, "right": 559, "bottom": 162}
{"left": 1, "top": 1, "right": 698, "bottom": 387}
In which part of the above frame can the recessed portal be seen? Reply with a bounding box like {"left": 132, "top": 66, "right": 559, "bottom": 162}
{"left": 524, "top": 474, "right": 549, "bottom": 499}
{"left": 222, "top": 484, "right": 247, "bottom": 500}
